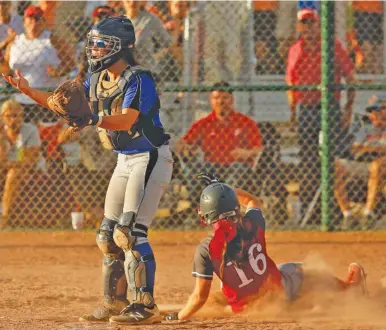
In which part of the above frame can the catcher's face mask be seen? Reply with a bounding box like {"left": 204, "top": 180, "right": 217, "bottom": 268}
{"left": 87, "top": 31, "right": 119, "bottom": 59}
{"left": 86, "top": 30, "right": 133, "bottom": 72}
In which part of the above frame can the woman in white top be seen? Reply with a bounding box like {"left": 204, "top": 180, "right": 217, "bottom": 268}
{"left": 0, "top": 2, "right": 24, "bottom": 85}
{"left": 5, "top": 5, "right": 75, "bottom": 123}
{"left": 0, "top": 99, "right": 46, "bottom": 227}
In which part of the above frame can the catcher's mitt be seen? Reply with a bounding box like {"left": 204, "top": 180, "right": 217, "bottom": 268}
{"left": 47, "top": 79, "right": 97, "bottom": 129}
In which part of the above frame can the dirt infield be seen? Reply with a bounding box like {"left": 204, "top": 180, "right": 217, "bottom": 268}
{"left": 1, "top": 231, "right": 386, "bottom": 330}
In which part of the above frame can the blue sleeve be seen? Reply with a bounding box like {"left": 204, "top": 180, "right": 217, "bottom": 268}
{"left": 83, "top": 73, "right": 91, "bottom": 100}
{"left": 122, "top": 73, "right": 158, "bottom": 114}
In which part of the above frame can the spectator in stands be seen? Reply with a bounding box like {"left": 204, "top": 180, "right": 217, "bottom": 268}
{"left": 122, "top": 0, "right": 173, "bottom": 83}
{"left": 37, "top": 119, "right": 64, "bottom": 166}
{"left": 335, "top": 94, "right": 386, "bottom": 230}
{"left": 5, "top": 5, "right": 75, "bottom": 123}
{"left": 106, "top": 1, "right": 125, "bottom": 15}
{"left": 345, "top": 29, "right": 364, "bottom": 72}
{"left": 0, "top": 99, "right": 45, "bottom": 227}
{"left": 56, "top": 124, "right": 85, "bottom": 225}
{"left": 91, "top": 5, "right": 116, "bottom": 24}
{"left": 0, "top": 2, "right": 23, "bottom": 83}
{"left": 276, "top": 1, "right": 297, "bottom": 72}
{"left": 164, "top": 1, "right": 189, "bottom": 63}
{"left": 175, "top": 81, "right": 263, "bottom": 201}
{"left": 16, "top": 2, "right": 31, "bottom": 17}
{"left": 352, "top": 1, "right": 383, "bottom": 74}
{"left": 253, "top": 0, "right": 281, "bottom": 74}
{"left": 148, "top": 1, "right": 169, "bottom": 24}
{"left": 0, "top": 2, "right": 23, "bottom": 54}
{"left": 39, "top": 1, "right": 57, "bottom": 31}
{"left": 187, "top": 1, "right": 253, "bottom": 84}
{"left": 160, "top": 0, "right": 190, "bottom": 83}
{"left": 37, "top": 119, "right": 81, "bottom": 227}
{"left": 286, "top": 8, "right": 356, "bottom": 219}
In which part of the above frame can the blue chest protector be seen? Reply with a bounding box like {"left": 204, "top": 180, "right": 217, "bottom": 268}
{"left": 89, "top": 66, "right": 170, "bottom": 152}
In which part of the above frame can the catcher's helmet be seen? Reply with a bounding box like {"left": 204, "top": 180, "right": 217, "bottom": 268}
{"left": 199, "top": 182, "right": 240, "bottom": 225}
{"left": 86, "top": 16, "right": 136, "bottom": 73}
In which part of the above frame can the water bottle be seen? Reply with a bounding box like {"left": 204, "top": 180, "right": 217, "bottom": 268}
{"left": 288, "top": 193, "right": 301, "bottom": 224}
{"left": 71, "top": 204, "right": 84, "bottom": 230}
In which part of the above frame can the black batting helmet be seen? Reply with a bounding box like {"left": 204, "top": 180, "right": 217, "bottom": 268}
{"left": 199, "top": 182, "right": 240, "bottom": 225}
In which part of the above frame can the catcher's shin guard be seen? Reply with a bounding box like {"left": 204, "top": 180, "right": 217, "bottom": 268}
{"left": 112, "top": 212, "right": 155, "bottom": 306}
{"left": 125, "top": 242, "right": 156, "bottom": 307}
{"left": 80, "top": 218, "right": 129, "bottom": 322}
{"left": 109, "top": 242, "right": 159, "bottom": 325}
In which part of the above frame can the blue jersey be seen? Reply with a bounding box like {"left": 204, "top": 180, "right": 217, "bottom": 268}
{"left": 84, "top": 71, "right": 167, "bottom": 154}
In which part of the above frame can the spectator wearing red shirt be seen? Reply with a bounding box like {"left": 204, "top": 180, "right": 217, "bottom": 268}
{"left": 286, "top": 8, "right": 356, "bottom": 218}
{"left": 175, "top": 82, "right": 263, "bottom": 201}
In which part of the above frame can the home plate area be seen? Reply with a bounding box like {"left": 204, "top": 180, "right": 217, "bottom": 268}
{"left": 1, "top": 231, "right": 386, "bottom": 330}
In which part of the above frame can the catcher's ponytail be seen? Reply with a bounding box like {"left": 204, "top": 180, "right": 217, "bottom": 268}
{"left": 123, "top": 48, "right": 137, "bottom": 67}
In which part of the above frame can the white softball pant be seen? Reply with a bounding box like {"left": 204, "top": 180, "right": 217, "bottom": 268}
{"left": 104, "top": 145, "right": 173, "bottom": 231}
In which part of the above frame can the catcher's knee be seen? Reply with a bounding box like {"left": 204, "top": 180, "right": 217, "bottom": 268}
{"left": 96, "top": 217, "right": 121, "bottom": 256}
{"left": 113, "top": 211, "right": 148, "bottom": 251}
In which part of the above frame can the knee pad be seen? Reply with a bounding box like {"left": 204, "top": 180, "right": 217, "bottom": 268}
{"left": 113, "top": 211, "right": 149, "bottom": 252}
{"left": 124, "top": 242, "right": 156, "bottom": 307}
{"left": 96, "top": 217, "right": 121, "bottom": 256}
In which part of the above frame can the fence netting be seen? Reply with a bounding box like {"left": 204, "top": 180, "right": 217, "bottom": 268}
{"left": 0, "top": 1, "right": 385, "bottom": 231}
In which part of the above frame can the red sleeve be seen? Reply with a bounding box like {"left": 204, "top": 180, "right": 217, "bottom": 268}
{"left": 335, "top": 39, "right": 354, "bottom": 78}
{"left": 183, "top": 120, "right": 203, "bottom": 145}
{"left": 286, "top": 42, "right": 300, "bottom": 84}
{"left": 245, "top": 119, "right": 263, "bottom": 149}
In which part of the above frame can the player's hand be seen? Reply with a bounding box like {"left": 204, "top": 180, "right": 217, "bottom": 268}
{"left": 230, "top": 148, "right": 252, "bottom": 161}
{"left": 7, "top": 27, "right": 16, "bottom": 40}
{"left": 164, "top": 312, "right": 179, "bottom": 321}
{"left": 2, "top": 69, "right": 30, "bottom": 94}
{"left": 46, "top": 65, "right": 58, "bottom": 78}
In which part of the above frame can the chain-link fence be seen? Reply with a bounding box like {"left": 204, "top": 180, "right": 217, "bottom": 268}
{"left": 0, "top": 1, "right": 385, "bottom": 231}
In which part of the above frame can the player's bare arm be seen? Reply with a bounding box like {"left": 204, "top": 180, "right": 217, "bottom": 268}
{"left": 2, "top": 70, "right": 52, "bottom": 108}
{"left": 168, "top": 277, "right": 212, "bottom": 321}
{"left": 96, "top": 107, "right": 139, "bottom": 131}
{"left": 352, "top": 143, "right": 386, "bottom": 155}
{"left": 3, "top": 70, "right": 140, "bottom": 132}
{"left": 230, "top": 146, "right": 263, "bottom": 161}
{"left": 234, "top": 188, "right": 262, "bottom": 209}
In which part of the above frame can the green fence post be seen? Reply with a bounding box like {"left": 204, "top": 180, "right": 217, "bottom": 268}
{"left": 320, "top": 0, "right": 335, "bottom": 231}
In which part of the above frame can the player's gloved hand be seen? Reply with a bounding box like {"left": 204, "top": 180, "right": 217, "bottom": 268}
{"left": 46, "top": 79, "right": 101, "bottom": 132}
{"left": 197, "top": 172, "right": 221, "bottom": 185}
{"left": 164, "top": 312, "right": 179, "bottom": 321}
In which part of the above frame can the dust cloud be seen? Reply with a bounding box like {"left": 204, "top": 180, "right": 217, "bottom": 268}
{"left": 196, "top": 252, "right": 386, "bottom": 328}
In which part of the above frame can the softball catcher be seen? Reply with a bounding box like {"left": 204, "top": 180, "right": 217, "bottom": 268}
{"left": 3, "top": 16, "right": 172, "bottom": 325}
